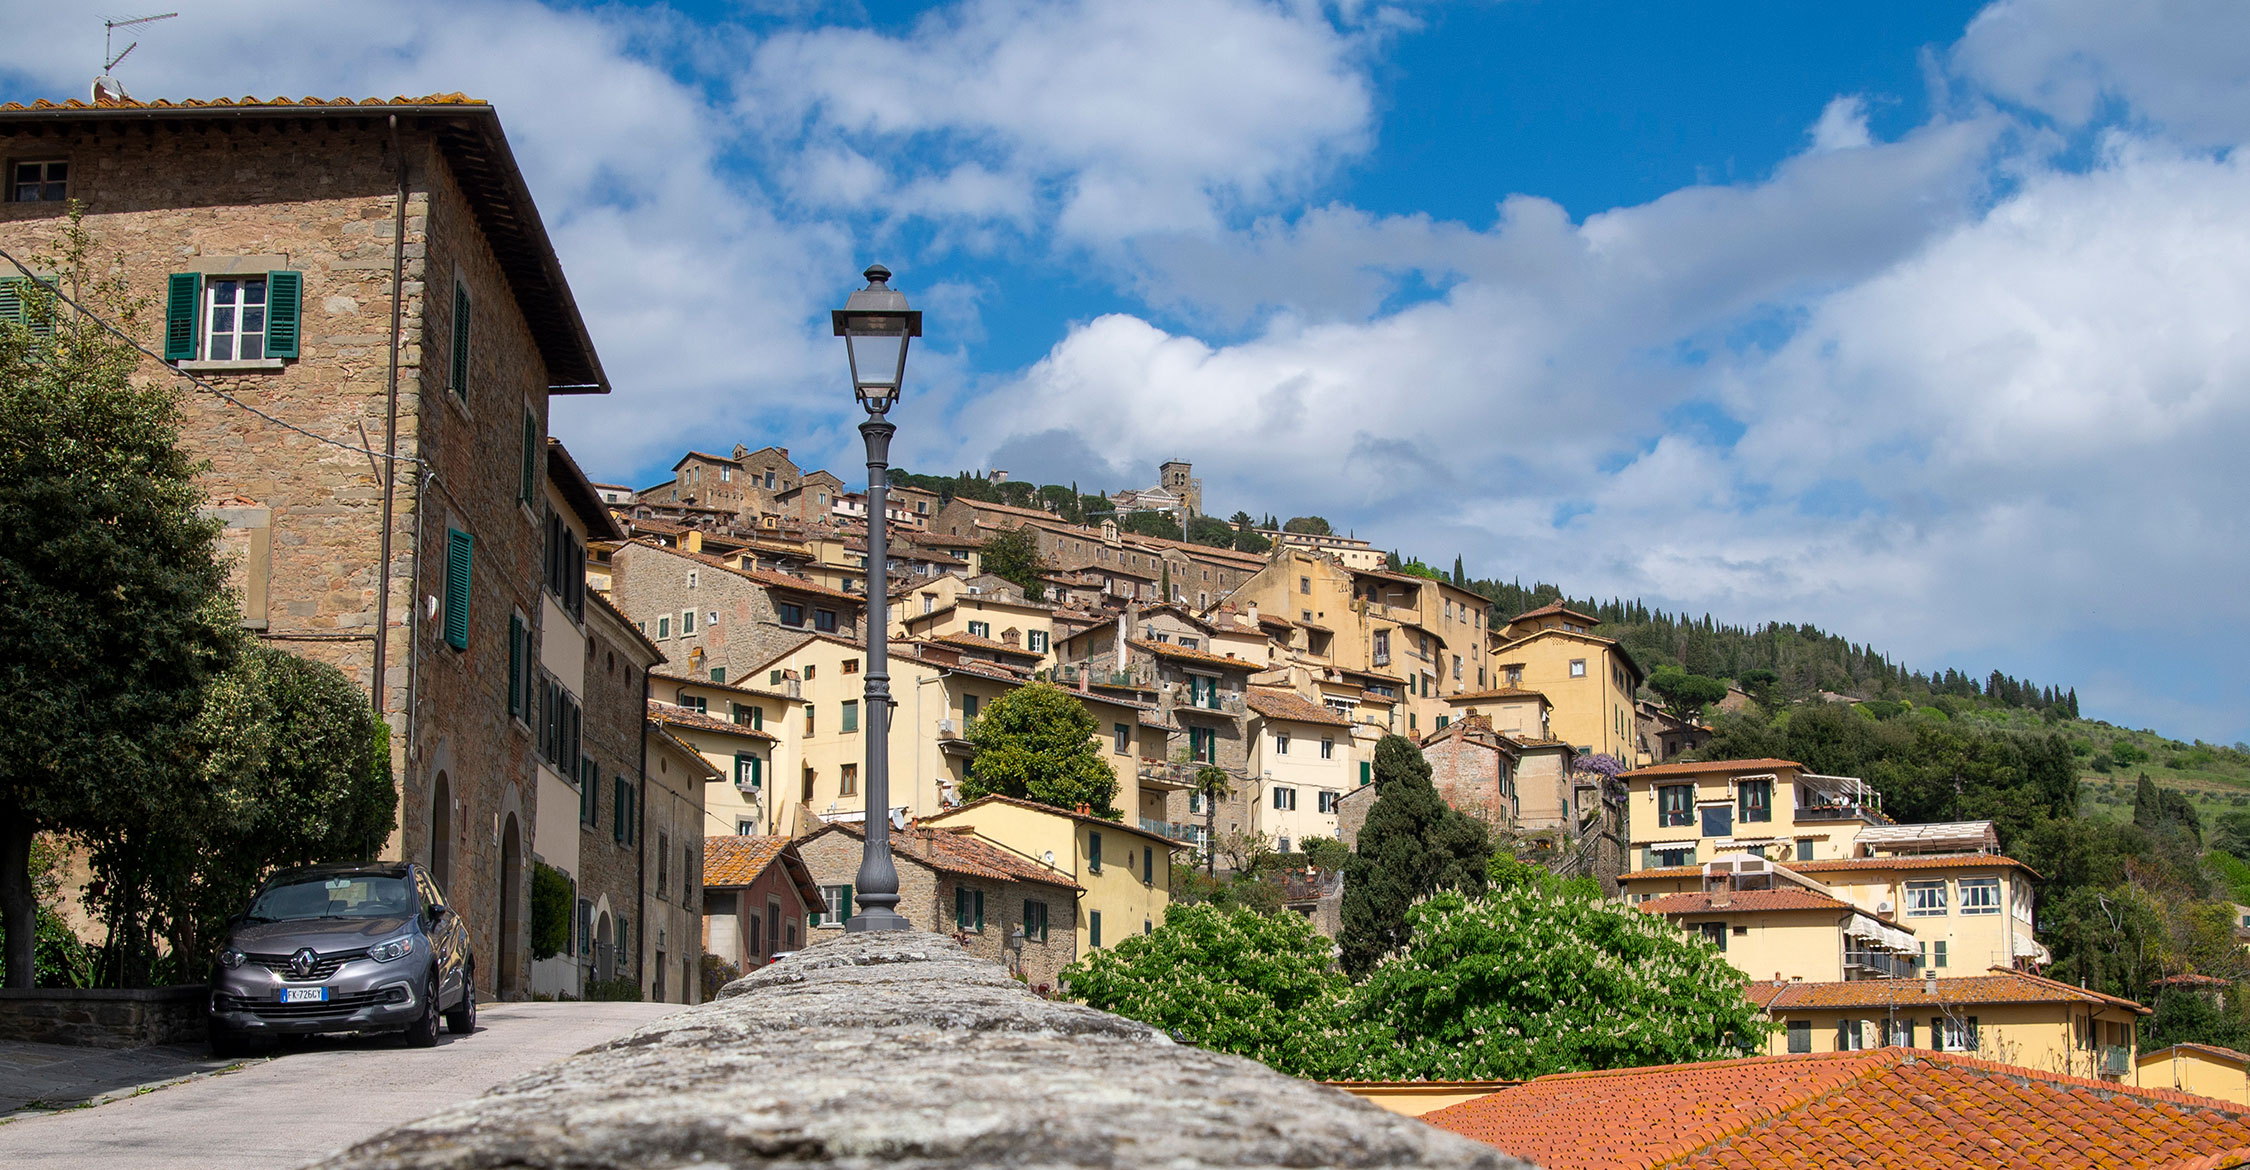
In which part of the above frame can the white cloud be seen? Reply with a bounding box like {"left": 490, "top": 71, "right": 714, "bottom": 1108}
{"left": 1808, "top": 95, "right": 1874, "bottom": 153}
{"left": 1953, "top": 0, "right": 2250, "bottom": 147}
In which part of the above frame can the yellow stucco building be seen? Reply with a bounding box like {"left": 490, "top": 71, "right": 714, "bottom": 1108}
{"left": 1622, "top": 758, "right": 1884, "bottom": 869}
{"left": 1748, "top": 969, "right": 2147, "bottom": 1081}
{"left": 923, "top": 794, "right": 1173, "bottom": 953}
{"left": 1487, "top": 603, "right": 1644, "bottom": 764}
{"left": 2137, "top": 1043, "right": 2250, "bottom": 1106}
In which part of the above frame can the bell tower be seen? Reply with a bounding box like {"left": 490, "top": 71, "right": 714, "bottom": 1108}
{"left": 1158, "top": 460, "right": 1201, "bottom": 518}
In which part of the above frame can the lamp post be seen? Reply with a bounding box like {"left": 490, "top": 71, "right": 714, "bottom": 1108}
{"left": 834, "top": 264, "right": 921, "bottom": 933}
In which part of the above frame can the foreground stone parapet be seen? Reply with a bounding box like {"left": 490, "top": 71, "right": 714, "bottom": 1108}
{"left": 324, "top": 931, "right": 1532, "bottom": 1169}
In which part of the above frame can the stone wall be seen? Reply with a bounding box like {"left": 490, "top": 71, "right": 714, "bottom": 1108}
{"left": 791, "top": 830, "right": 1078, "bottom": 988}
{"left": 323, "top": 933, "right": 1528, "bottom": 1170}
{"left": 0, "top": 987, "right": 209, "bottom": 1048}
{"left": 610, "top": 541, "right": 805, "bottom": 680}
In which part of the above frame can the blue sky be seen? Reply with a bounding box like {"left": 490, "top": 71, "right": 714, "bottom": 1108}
{"left": 3, "top": 0, "right": 2246, "bottom": 745}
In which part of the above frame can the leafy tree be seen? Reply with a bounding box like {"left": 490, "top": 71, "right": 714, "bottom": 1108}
{"left": 1232, "top": 528, "right": 1272, "bottom": 555}
{"left": 1062, "top": 904, "right": 1354, "bottom": 1078}
{"left": 1118, "top": 509, "right": 1182, "bottom": 540}
{"left": 977, "top": 526, "right": 1046, "bottom": 602}
{"left": 1338, "top": 736, "right": 1491, "bottom": 976}
{"left": 1340, "top": 890, "right": 1768, "bottom": 1079}
{"left": 962, "top": 682, "right": 1120, "bottom": 818}
{"left": 1392, "top": 558, "right": 1443, "bottom": 581}
{"left": 0, "top": 216, "right": 239, "bottom": 988}
{"left": 1648, "top": 664, "right": 1728, "bottom": 723}
{"left": 2142, "top": 986, "right": 2249, "bottom": 1054}
{"left": 1301, "top": 835, "right": 1353, "bottom": 872}
{"left": 530, "top": 861, "right": 575, "bottom": 961}
{"left": 1282, "top": 516, "right": 1332, "bottom": 536}
{"left": 1228, "top": 510, "right": 1255, "bottom": 529}
{"left": 1736, "top": 667, "right": 1781, "bottom": 710}
{"left": 1184, "top": 515, "right": 1236, "bottom": 548}
{"left": 1191, "top": 764, "right": 1231, "bottom": 876}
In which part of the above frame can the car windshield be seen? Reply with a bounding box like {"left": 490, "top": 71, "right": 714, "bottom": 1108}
{"left": 245, "top": 874, "right": 417, "bottom": 923}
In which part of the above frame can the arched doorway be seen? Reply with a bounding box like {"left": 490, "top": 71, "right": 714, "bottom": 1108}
{"left": 594, "top": 911, "right": 614, "bottom": 982}
{"left": 499, "top": 813, "right": 523, "bottom": 996}
{"left": 430, "top": 772, "right": 452, "bottom": 896}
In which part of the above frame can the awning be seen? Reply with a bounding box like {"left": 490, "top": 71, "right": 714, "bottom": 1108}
{"left": 2015, "top": 932, "right": 2052, "bottom": 964}
{"left": 1846, "top": 914, "right": 1916, "bottom": 953}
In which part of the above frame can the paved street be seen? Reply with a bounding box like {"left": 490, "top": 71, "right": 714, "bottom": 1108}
{"left": 0, "top": 1000, "right": 684, "bottom": 1169}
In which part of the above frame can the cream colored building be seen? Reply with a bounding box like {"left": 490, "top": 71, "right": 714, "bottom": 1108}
{"left": 924, "top": 794, "right": 1174, "bottom": 953}
{"left": 2137, "top": 1043, "right": 2250, "bottom": 1107}
{"left": 1488, "top": 603, "right": 1644, "bottom": 763}
{"left": 646, "top": 682, "right": 789, "bottom": 838}
{"left": 1622, "top": 758, "right": 1884, "bottom": 869}
{"left": 1244, "top": 687, "right": 1355, "bottom": 851}
{"left": 1632, "top": 858, "right": 1919, "bottom": 984}
{"left": 1748, "top": 969, "right": 2147, "bottom": 1081}
{"left": 898, "top": 585, "right": 1061, "bottom": 664}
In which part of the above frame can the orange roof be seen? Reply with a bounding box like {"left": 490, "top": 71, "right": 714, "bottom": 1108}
{"left": 1444, "top": 687, "right": 1551, "bottom": 705}
{"left": 647, "top": 699, "right": 777, "bottom": 742}
{"left": 0, "top": 93, "right": 487, "bottom": 113}
{"left": 2142, "top": 1043, "right": 2250, "bottom": 1067}
{"left": 1126, "top": 638, "right": 1253, "bottom": 670}
{"left": 808, "top": 821, "right": 1080, "bottom": 891}
{"left": 1624, "top": 758, "right": 1803, "bottom": 779}
{"left": 927, "top": 631, "right": 1043, "bottom": 658}
{"left": 1506, "top": 601, "right": 1602, "bottom": 627}
{"left": 1424, "top": 1048, "right": 2250, "bottom": 1170}
{"left": 1746, "top": 968, "right": 2148, "bottom": 1015}
{"left": 1243, "top": 687, "right": 1351, "bottom": 727}
{"left": 1619, "top": 853, "right": 2041, "bottom": 884}
{"left": 702, "top": 835, "right": 821, "bottom": 907}
{"left": 928, "top": 793, "right": 1173, "bottom": 846}
{"left": 1638, "top": 889, "right": 1855, "bottom": 916}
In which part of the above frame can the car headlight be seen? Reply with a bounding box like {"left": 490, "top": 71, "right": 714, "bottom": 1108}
{"left": 368, "top": 936, "right": 415, "bottom": 963}
{"left": 219, "top": 948, "right": 245, "bottom": 969}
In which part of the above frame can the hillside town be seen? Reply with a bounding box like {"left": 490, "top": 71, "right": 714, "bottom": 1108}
{"left": 4, "top": 82, "right": 2248, "bottom": 1170}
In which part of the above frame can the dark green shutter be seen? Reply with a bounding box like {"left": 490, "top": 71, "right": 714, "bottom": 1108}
{"left": 0, "top": 278, "right": 20, "bottom": 325}
{"left": 520, "top": 410, "right": 538, "bottom": 504}
{"left": 450, "top": 281, "right": 471, "bottom": 397}
{"left": 165, "top": 272, "right": 201, "bottom": 360}
{"left": 444, "top": 529, "right": 473, "bottom": 650}
{"left": 264, "top": 270, "right": 302, "bottom": 358}
{"left": 1360, "top": 760, "right": 1371, "bottom": 786}
{"left": 841, "top": 884, "right": 853, "bottom": 923}
{"left": 507, "top": 614, "right": 524, "bottom": 718}
{"left": 974, "top": 891, "right": 984, "bottom": 932}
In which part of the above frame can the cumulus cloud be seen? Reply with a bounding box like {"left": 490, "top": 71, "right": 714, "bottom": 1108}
{"left": 1953, "top": 0, "right": 2250, "bottom": 147}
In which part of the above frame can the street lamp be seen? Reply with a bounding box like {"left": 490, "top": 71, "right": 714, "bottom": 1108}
{"left": 834, "top": 265, "right": 921, "bottom": 933}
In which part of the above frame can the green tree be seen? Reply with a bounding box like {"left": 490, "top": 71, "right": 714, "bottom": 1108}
{"left": 1233, "top": 527, "right": 1272, "bottom": 555}
{"left": 978, "top": 526, "right": 1046, "bottom": 601}
{"left": 530, "top": 861, "right": 574, "bottom": 961}
{"left": 1185, "top": 515, "right": 1236, "bottom": 548}
{"left": 1282, "top": 516, "right": 1332, "bottom": 536}
{"left": 1648, "top": 664, "right": 1728, "bottom": 724}
{"left": 1118, "top": 510, "right": 1182, "bottom": 540}
{"left": 0, "top": 216, "right": 239, "bottom": 988}
{"left": 1340, "top": 890, "right": 1768, "bottom": 1079}
{"left": 1338, "top": 736, "right": 1491, "bottom": 976}
{"left": 1061, "top": 903, "right": 1354, "bottom": 1078}
{"left": 961, "top": 682, "right": 1120, "bottom": 817}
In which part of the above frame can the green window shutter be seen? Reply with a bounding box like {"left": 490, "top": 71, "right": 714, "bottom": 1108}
{"left": 444, "top": 529, "right": 473, "bottom": 650}
{"left": 1090, "top": 910, "right": 1102, "bottom": 948}
{"left": 450, "top": 281, "right": 472, "bottom": 398}
{"left": 164, "top": 272, "right": 202, "bottom": 360}
{"left": 751, "top": 706, "right": 764, "bottom": 731}
{"left": 974, "top": 890, "right": 985, "bottom": 932}
{"left": 955, "top": 887, "right": 969, "bottom": 930}
{"left": 0, "top": 277, "right": 21, "bottom": 325}
{"left": 520, "top": 410, "right": 538, "bottom": 505}
{"left": 841, "top": 884, "right": 853, "bottom": 923}
{"left": 1360, "top": 760, "right": 1372, "bottom": 786}
{"left": 263, "top": 270, "right": 302, "bottom": 358}
{"left": 507, "top": 614, "right": 524, "bottom": 718}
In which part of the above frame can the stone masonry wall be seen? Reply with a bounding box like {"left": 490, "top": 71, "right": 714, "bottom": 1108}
{"left": 610, "top": 542, "right": 802, "bottom": 681}
{"left": 0, "top": 987, "right": 209, "bottom": 1048}
{"left": 575, "top": 614, "right": 651, "bottom": 992}
{"left": 323, "top": 932, "right": 1527, "bottom": 1170}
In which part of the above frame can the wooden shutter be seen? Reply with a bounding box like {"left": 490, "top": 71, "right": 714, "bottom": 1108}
{"left": 0, "top": 277, "right": 20, "bottom": 326}
{"left": 520, "top": 410, "right": 538, "bottom": 505}
{"left": 0, "top": 277, "right": 54, "bottom": 335}
{"left": 450, "top": 281, "right": 472, "bottom": 397}
{"left": 840, "top": 884, "right": 854, "bottom": 924}
{"left": 507, "top": 614, "right": 524, "bottom": 718}
{"left": 444, "top": 529, "right": 473, "bottom": 650}
{"left": 164, "top": 272, "right": 201, "bottom": 360}
{"left": 974, "top": 890, "right": 985, "bottom": 932}
{"left": 263, "top": 270, "right": 302, "bottom": 358}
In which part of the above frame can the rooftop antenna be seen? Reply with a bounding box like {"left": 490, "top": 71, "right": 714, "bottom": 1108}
{"left": 95, "top": 12, "right": 177, "bottom": 103}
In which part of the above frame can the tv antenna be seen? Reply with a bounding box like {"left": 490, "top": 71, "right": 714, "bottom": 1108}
{"left": 95, "top": 11, "right": 178, "bottom": 102}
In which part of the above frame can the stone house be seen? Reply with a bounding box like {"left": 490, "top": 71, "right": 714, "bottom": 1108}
{"left": 924, "top": 795, "right": 1175, "bottom": 954}
{"left": 608, "top": 539, "right": 865, "bottom": 682}
{"left": 1417, "top": 716, "right": 1524, "bottom": 832}
{"left": 662, "top": 450, "right": 750, "bottom": 513}
{"left": 795, "top": 821, "right": 1082, "bottom": 988}
{"left": 637, "top": 725, "right": 716, "bottom": 1003}
{"left": 700, "top": 835, "right": 820, "bottom": 976}
{"left": 0, "top": 93, "right": 612, "bottom": 999}
{"left": 771, "top": 469, "right": 845, "bottom": 527}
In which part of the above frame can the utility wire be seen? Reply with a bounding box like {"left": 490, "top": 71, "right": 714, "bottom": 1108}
{"left": 0, "top": 243, "right": 421, "bottom": 467}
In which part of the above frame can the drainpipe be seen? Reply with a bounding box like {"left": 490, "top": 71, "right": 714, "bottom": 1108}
{"left": 636, "top": 666, "right": 650, "bottom": 997}
{"left": 373, "top": 115, "right": 408, "bottom": 715}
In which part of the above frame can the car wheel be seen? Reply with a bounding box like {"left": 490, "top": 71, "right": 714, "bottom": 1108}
{"left": 208, "top": 1022, "right": 255, "bottom": 1059}
{"left": 404, "top": 977, "right": 441, "bottom": 1048}
{"left": 445, "top": 967, "right": 476, "bottom": 1035}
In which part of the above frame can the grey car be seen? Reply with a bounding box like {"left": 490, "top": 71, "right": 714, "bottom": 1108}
{"left": 208, "top": 862, "right": 475, "bottom": 1056}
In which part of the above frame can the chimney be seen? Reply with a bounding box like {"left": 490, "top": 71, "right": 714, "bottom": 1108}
{"left": 1246, "top": 600, "right": 1258, "bottom": 623}
{"left": 1924, "top": 970, "right": 1937, "bottom": 995}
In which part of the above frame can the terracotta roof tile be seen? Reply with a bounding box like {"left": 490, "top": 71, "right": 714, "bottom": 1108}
{"left": 2142, "top": 1043, "right": 2250, "bottom": 1067}
{"left": 1425, "top": 1048, "right": 2250, "bottom": 1170}
{"left": 703, "top": 835, "right": 787, "bottom": 886}
{"left": 1638, "top": 889, "right": 1856, "bottom": 916}
{"left": 1505, "top": 600, "right": 1603, "bottom": 626}
{"left": 1618, "top": 853, "right": 2041, "bottom": 884}
{"left": 0, "top": 93, "right": 486, "bottom": 113}
{"left": 931, "top": 794, "right": 1174, "bottom": 846}
{"left": 647, "top": 699, "right": 777, "bottom": 742}
{"left": 1243, "top": 687, "right": 1351, "bottom": 727}
{"left": 1746, "top": 968, "right": 2148, "bottom": 1014}
{"left": 1623, "top": 757, "right": 1804, "bottom": 779}
{"left": 1126, "top": 638, "right": 1253, "bottom": 670}
{"left": 928, "top": 632, "right": 1043, "bottom": 658}
{"left": 815, "top": 821, "right": 1080, "bottom": 891}
{"left": 1445, "top": 687, "right": 1552, "bottom": 705}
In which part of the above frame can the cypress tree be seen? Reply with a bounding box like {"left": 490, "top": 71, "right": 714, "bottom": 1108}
{"left": 1338, "top": 736, "right": 1491, "bottom": 977}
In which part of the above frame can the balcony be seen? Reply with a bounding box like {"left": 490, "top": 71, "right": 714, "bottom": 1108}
{"left": 1844, "top": 949, "right": 1917, "bottom": 980}
{"left": 2100, "top": 1046, "right": 2131, "bottom": 1078}
{"left": 1138, "top": 817, "right": 1203, "bottom": 843}
{"left": 1795, "top": 804, "right": 1876, "bottom": 822}
{"left": 1137, "top": 759, "right": 1201, "bottom": 791}
{"left": 936, "top": 718, "right": 975, "bottom": 757}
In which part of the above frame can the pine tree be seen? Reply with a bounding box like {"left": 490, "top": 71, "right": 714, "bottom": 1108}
{"left": 1338, "top": 736, "right": 1491, "bottom": 977}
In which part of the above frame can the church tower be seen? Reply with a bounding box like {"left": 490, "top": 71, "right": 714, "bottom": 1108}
{"left": 1159, "top": 460, "right": 1202, "bottom": 518}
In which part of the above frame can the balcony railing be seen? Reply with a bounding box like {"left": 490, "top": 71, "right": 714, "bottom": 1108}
{"left": 1844, "top": 949, "right": 1917, "bottom": 980}
{"left": 1138, "top": 817, "right": 1203, "bottom": 843}
{"left": 1796, "top": 804, "right": 1875, "bottom": 822}
{"left": 1137, "top": 759, "right": 1200, "bottom": 791}
{"left": 2100, "top": 1045, "right": 2131, "bottom": 1077}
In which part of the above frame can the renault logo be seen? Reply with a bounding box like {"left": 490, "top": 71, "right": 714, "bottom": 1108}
{"left": 288, "top": 948, "right": 319, "bottom": 979}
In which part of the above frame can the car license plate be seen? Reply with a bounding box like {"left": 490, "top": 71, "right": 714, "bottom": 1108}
{"left": 277, "top": 987, "right": 329, "bottom": 1004}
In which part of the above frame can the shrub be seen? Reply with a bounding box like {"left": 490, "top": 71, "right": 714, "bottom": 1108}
{"left": 583, "top": 975, "right": 642, "bottom": 1002}
{"left": 529, "top": 862, "right": 573, "bottom": 961}
{"left": 700, "top": 953, "right": 743, "bottom": 1000}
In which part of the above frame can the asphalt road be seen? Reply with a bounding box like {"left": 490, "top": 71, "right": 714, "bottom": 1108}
{"left": 0, "top": 1000, "right": 684, "bottom": 1169}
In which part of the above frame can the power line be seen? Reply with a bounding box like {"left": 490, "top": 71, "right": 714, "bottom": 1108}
{"left": 0, "top": 243, "right": 420, "bottom": 467}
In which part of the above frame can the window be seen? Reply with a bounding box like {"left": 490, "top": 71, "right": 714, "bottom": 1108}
{"left": 841, "top": 700, "right": 860, "bottom": 733}
{"left": 1888, "top": 1019, "right": 1915, "bottom": 1047}
{"left": 842, "top": 659, "right": 859, "bottom": 674}
{"left": 579, "top": 899, "right": 594, "bottom": 957}
{"left": 681, "top": 610, "right": 695, "bottom": 635}
{"left": 579, "top": 760, "right": 599, "bottom": 827}
{"left": 1504, "top": 665, "right": 1523, "bottom": 686}
{"left": 449, "top": 279, "right": 472, "bottom": 399}
{"left": 1838, "top": 1019, "right": 1869, "bottom": 1051}
{"left": 1701, "top": 805, "right": 1732, "bottom": 837}
{"left": 1738, "top": 779, "right": 1773, "bottom": 823}
{"left": 1088, "top": 831, "right": 1103, "bottom": 872}
{"left": 1796, "top": 839, "right": 1815, "bottom": 862}
{"left": 1360, "top": 761, "right": 1372, "bottom": 786}
{"left": 779, "top": 603, "right": 805, "bottom": 627}
{"left": 519, "top": 410, "right": 540, "bottom": 507}
{"left": 813, "top": 884, "right": 853, "bottom": 927}
{"left": 680, "top": 695, "right": 707, "bottom": 715}
{"left": 839, "top": 763, "right": 858, "bottom": 796}
{"left": 10, "top": 159, "right": 66, "bottom": 202}
{"left": 1089, "top": 910, "right": 1103, "bottom": 948}
{"left": 1028, "top": 630, "right": 1049, "bottom": 653}
{"left": 814, "top": 609, "right": 839, "bottom": 632}
{"left": 963, "top": 694, "right": 980, "bottom": 721}
{"left": 1143, "top": 846, "right": 1154, "bottom": 887}
{"left": 1299, "top": 576, "right": 1311, "bottom": 594}
{"left": 1189, "top": 725, "right": 1216, "bottom": 763}
{"left": 955, "top": 887, "right": 986, "bottom": 932}
{"left": 1697, "top": 922, "right": 1727, "bottom": 951}
{"left": 1320, "top": 737, "right": 1334, "bottom": 760}
{"left": 1658, "top": 784, "right": 1694, "bottom": 827}
{"left": 805, "top": 665, "right": 817, "bottom": 681}
{"left": 1023, "top": 899, "right": 1049, "bottom": 942}
{"left": 922, "top": 596, "right": 934, "bottom": 615}
{"left": 656, "top": 832, "right": 670, "bottom": 898}
{"left": 507, "top": 613, "right": 528, "bottom": 722}
{"left": 657, "top": 616, "right": 670, "bottom": 639}
{"left": 1569, "top": 659, "right": 1587, "bottom": 678}
{"left": 968, "top": 620, "right": 991, "bottom": 638}
{"left": 612, "top": 779, "right": 635, "bottom": 845}
{"left": 1114, "top": 723, "right": 1131, "bottom": 753}
{"left": 1923, "top": 940, "right": 1949, "bottom": 969}
{"left": 1787, "top": 1020, "right": 1812, "bottom": 1054}
{"left": 1435, "top": 715, "right": 1450, "bottom": 730}
{"left": 1317, "top": 791, "right": 1340, "bottom": 814}
{"left": 1371, "top": 630, "right": 1390, "bottom": 665}
{"left": 1905, "top": 880, "right": 1948, "bottom": 917}
{"left": 1934, "top": 1015, "right": 1978, "bottom": 1053}
{"left": 710, "top": 667, "right": 726, "bottom": 683}
{"left": 1960, "top": 877, "right": 2001, "bottom": 915}
{"left": 734, "top": 753, "right": 761, "bottom": 790}
{"left": 443, "top": 528, "right": 473, "bottom": 650}
{"left": 1272, "top": 787, "right": 1297, "bottom": 811}
{"left": 1274, "top": 732, "right": 1290, "bottom": 756}
{"left": 805, "top": 706, "right": 815, "bottom": 735}
{"left": 1650, "top": 846, "right": 1694, "bottom": 868}
{"left": 1453, "top": 655, "right": 1463, "bottom": 680}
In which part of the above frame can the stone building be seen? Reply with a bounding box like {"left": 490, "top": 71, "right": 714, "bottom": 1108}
{"left": 1418, "top": 716, "right": 1525, "bottom": 831}
{"left": 0, "top": 94, "right": 612, "bottom": 999}
{"left": 700, "top": 835, "right": 820, "bottom": 976}
{"left": 795, "top": 821, "right": 1081, "bottom": 988}
{"left": 608, "top": 539, "right": 864, "bottom": 682}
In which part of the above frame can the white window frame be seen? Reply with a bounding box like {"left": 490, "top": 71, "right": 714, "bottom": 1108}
{"left": 1317, "top": 790, "right": 1340, "bottom": 814}
{"left": 1320, "top": 737, "right": 1334, "bottom": 760}
{"left": 1905, "top": 880, "right": 1949, "bottom": 917}
{"left": 1274, "top": 732, "right": 1290, "bottom": 756}
{"left": 1959, "top": 877, "right": 2001, "bottom": 915}
{"left": 1272, "top": 786, "right": 1296, "bottom": 811}
{"left": 818, "top": 885, "right": 850, "bottom": 924}
{"left": 203, "top": 276, "right": 269, "bottom": 362}
{"left": 1569, "top": 659, "right": 1587, "bottom": 678}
